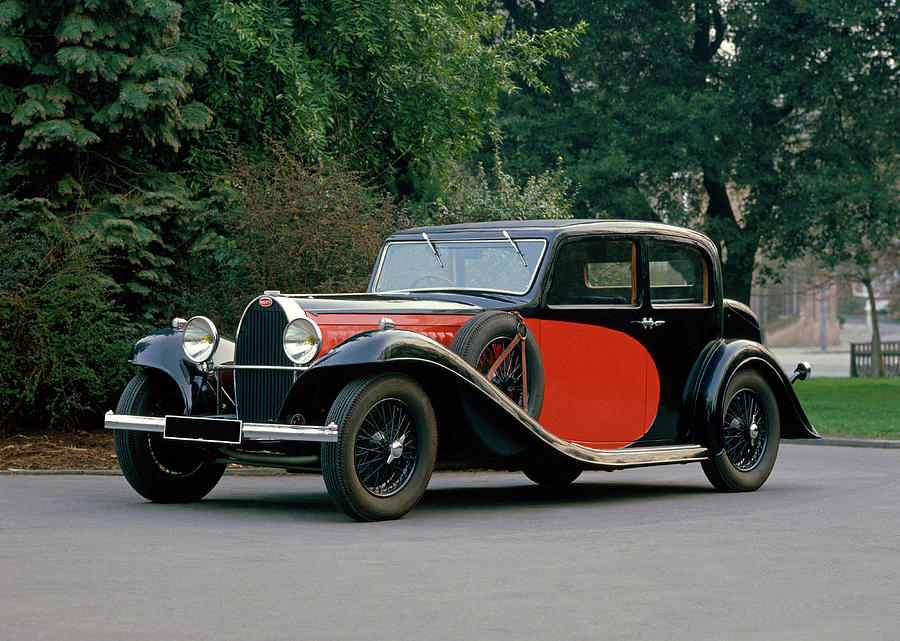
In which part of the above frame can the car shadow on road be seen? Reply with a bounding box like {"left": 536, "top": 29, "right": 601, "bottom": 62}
{"left": 416, "top": 480, "right": 712, "bottom": 513}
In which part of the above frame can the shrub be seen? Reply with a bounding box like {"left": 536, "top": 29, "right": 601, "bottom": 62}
{"left": 167, "top": 141, "right": 410, "bottom": 331}
{"left": 0, "top": 198, "right": 139, "bottom": 433}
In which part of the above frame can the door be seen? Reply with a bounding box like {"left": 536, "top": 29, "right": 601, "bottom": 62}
{"left": 536, "top": 236, "right": 660, "bottom": 449}
{"left": 637, "top": 238, "right": 721, "bottom": 442}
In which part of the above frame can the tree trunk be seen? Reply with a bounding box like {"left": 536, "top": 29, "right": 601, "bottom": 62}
{"left": 701, "top": 168, "right": 756, "bottom": 304}
{"left": 862, "top": 278, "right": 884, "bottom": 377}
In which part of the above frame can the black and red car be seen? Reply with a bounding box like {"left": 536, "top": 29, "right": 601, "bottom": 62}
{"left": 106, "top": 220, "right": 817, "bottom": 520}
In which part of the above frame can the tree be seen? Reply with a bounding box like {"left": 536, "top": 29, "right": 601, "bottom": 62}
{"left": 0, "top": 0, "right": 212, "bottom": 314}
{"left": 489, "top": 0, "right": 899, "bottom": 304}
{"left": 181, "top": 0, "right": 582, "bottom": 195}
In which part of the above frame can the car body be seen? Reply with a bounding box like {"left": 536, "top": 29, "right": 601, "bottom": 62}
{"left": 106, "top": 219, "right": 817, "bottom": 520}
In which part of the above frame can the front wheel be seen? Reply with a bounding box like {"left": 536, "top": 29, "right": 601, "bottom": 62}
{"left": 701, "top": 370, "right": 780, "bottom": 492}
{"left": 321, "top": 374, "right": 438, "bottom": 521}
{"left": 113, "top": 371, "right": 226, "bottom": 503}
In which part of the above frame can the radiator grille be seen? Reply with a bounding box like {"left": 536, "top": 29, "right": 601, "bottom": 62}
{"left": 235, "top": 303, "right": 294, "bottom": 423}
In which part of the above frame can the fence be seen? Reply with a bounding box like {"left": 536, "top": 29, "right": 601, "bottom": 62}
{"left": 850, "top": 341, "right": 900, "bottom": 378}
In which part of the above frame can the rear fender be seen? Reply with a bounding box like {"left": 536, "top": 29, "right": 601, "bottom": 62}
{"left": 688, "top": 339, "right": 819, "bottom": 453}
{"left": 129, "top": 328, "right": 234, "bottom": 414}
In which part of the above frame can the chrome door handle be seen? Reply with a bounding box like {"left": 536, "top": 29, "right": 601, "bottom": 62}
{"left": 632, "top": 317, "right": 665, "bottom": 329}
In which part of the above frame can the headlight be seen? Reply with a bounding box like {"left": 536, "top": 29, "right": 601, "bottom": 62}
{"left": 182, "top": 316, "right": 219, "bottom": 363}
{"left": 283, "top": 318, "right": 322, "bottom": 365}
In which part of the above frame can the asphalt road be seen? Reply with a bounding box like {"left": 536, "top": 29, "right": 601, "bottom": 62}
{"left": 2, "top": 444, "right": 897, "bottom": 641}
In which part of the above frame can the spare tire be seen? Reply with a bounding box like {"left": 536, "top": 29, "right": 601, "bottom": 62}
{"left": 450, "top": 311, "right": 545, "bottom": 418}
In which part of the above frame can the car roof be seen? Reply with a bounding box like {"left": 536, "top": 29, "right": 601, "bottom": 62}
{"left": 388, "top": 219, "right": 716, "bottom": 249}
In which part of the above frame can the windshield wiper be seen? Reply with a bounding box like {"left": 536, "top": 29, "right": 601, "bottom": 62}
{"left": 421, "top": 232, "right": 444, "bottom": 268}
{"left": 503, "top": 230, "right": 527, "bottom": 267}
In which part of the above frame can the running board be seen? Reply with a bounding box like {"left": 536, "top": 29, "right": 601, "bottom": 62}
{"left": 555, "top": 443, "right": 710, "bottom": 471}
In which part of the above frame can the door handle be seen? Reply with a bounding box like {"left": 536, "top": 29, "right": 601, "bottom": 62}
{"left": 632, "top": 317, "right": 665, "bottom": 329}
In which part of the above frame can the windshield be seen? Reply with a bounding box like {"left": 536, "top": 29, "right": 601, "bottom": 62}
{"left": 372, "top": 239, "right": 547, "bottom": 294}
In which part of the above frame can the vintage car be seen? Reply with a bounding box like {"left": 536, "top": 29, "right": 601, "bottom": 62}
{"left": 105, "top": 220, "right": 817, "bottom": 520}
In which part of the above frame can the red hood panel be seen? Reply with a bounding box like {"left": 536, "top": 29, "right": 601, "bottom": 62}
{"left": 311, "top": 313, "right": 475, "bottom": 353}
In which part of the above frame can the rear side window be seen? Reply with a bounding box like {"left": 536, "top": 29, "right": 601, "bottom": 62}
{"left": 648, "top": 242, "right": 708, "bottom": 304}
{"left": 548, "top": 239, "right": 637, "bottom": 306}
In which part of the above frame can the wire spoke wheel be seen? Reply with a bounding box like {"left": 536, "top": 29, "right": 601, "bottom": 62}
{"left": 354, "top": 398, "right": 419, "bottom": 497}
{"left": 476, "top": 337, "right": 524, "bottom": 407}
{"left": 722, "top": 388, "right": 768, "bottom": 471}
{"left": 701, "top": 370, "right": 780, "bottom": 493}
{"left": 321, "top": 374, "right": 437, "bottom": 521}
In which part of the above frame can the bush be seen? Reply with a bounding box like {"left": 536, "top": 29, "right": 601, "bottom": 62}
{"left": 430, "top": 155, "right": 576, "bottom": 225}
{"left": 0, "top": 198, "right": 139, "bottom": 433}
{"left": 166, "top": 141, "right": 410, "bottom": 331}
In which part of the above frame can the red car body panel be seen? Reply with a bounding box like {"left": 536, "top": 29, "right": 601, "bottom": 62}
{"left": 310, "top": 313, "right": 474, "bottom": 353}
{"left": 536, "top": 320, "right": 661, "bottom": 448}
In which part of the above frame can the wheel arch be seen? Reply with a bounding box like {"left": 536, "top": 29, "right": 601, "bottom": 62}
{"left": 688, "top": 339, "right": 819, "bottom": 453}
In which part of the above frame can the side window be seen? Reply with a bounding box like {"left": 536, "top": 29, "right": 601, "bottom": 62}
{"left": 648, "top": 242, "right": 708, "bottom": 304}
{"left": 548, "top": 239, "right": 637, "bottom": 306}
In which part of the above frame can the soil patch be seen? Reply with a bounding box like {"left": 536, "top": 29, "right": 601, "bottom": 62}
{"left": 0, "top": 428, "right": 117, "bottom": 470}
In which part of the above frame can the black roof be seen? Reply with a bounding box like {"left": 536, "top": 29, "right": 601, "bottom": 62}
{"left": 389, "top": 219, "right": 716, "bottom": 252}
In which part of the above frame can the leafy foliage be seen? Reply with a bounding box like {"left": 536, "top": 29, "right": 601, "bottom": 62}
{"left": 0, "top": 0, "right": 212, "bottom": 315}
{"left": 0, "top": 191, "right": 139, "bottom": 433}
{"left": 183, "top": 0, "right": 583, "bottom": 192}
{"left": 167, "top": 140, "right": 410, "bottom": 331}
{"left": 490, "top": 0, "right": 899, "bottom": 303}
{"left": 432, "top": 155, "right": 575, "bottom": 224}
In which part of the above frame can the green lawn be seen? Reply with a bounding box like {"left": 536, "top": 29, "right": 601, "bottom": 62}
{"left": 793, "top": 378, "right": 899, "bottom": 440}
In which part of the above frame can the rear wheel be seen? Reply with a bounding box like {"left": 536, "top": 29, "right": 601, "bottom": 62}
{"left": 522, "top": 453, "right": 582, "bottom": 486}
{"left": 321, "top": 374, "right": 437, "bottom": 521}
{"left": 701, "top": 370, "right": 780, "bottom": 492}
{"left": 113, "top": 371, "right": 225, "bottom": 503}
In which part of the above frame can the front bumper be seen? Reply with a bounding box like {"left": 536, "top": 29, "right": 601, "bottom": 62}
{"left": 104, "top": 411, "right": 338, "bottom": 443}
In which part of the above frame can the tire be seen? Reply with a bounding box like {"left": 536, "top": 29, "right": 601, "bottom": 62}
{"left": 113, "top": 371, "right": 226, "bottom": 503}
{"left": 522, "top": 451, "right": 582, "bottom": 486}
{"left": 321, "top": 374, "right": 438, "bottom": 521}
{"left": 701, "top": 370, "right": 780, "bottom": 492}
{"left": 450, "top": 311, "right": 544, "bottom": 418}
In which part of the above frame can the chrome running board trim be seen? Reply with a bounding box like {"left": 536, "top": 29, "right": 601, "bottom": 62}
{"left": 104, "top": 411, "right": 338, "bottom": 443}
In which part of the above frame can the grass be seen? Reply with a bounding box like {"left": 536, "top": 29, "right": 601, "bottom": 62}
{"left": 793, "top": 378, "right": 899, "bottom": 440}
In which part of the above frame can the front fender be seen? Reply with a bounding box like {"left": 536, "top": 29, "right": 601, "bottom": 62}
{"left": 129, "top": 328, "right": 234, "bottom": 414}
{"left": 689, "top": 339, "right": 819, "bottom": 453}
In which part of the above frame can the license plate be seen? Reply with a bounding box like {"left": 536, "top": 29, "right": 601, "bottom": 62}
{"left": 164, "top": 416, "right": 242, "bottom": 445}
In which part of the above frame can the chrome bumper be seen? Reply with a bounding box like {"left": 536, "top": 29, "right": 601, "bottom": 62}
{"left": 104, "top": 411, "right": 338, "bottom": 443}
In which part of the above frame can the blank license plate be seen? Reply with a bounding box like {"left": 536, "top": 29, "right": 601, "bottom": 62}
{"left": 164, "top": 416, "right": 242, "bottom": 445}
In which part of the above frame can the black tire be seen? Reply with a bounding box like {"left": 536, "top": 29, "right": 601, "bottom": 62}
{"left": 450, "top": 311, "right": 544, "bottom": 418}
{"left": 321, "top": 373, "right": 438, "bottom": 521}
{"left": 113, "top": 371, "right": 226, "bottom": 503}
{"left": 701, "top": 370, "right": 780, "bottom": 492}
{"left": 522, "top": 452, "right": 582, "bottom": 486}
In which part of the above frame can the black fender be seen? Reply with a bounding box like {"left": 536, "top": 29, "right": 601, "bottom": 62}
{"left": 687, "top": 339, "right": 819, "bottom": 454}
{"left": 128, "top": 328, "right": 234, "bottom": 414}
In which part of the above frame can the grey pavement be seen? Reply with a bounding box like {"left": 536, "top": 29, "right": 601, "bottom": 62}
{"left": 1, "top": 444, "right": 898, "bottom": 641}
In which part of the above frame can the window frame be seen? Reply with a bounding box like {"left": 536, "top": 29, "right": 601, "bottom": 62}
{"left": 646, "top": 240, "right": 712, "bottom": 308}
{"left": 545, "top": 236, "right": 642, "bottom": 309}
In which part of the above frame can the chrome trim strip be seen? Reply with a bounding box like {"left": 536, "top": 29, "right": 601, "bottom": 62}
{"left": 214, "top": 364, "right": 309, "bottom": 372}
{"left": 104, "top": 412, "right": 338, "bottom": 443}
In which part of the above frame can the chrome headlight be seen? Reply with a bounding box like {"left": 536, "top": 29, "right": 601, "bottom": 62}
{"left": 182, "top": 316, "right": 219, "bottom": 363}
{"left": 283, "top": 318, "right": 322, "bottom": 365}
